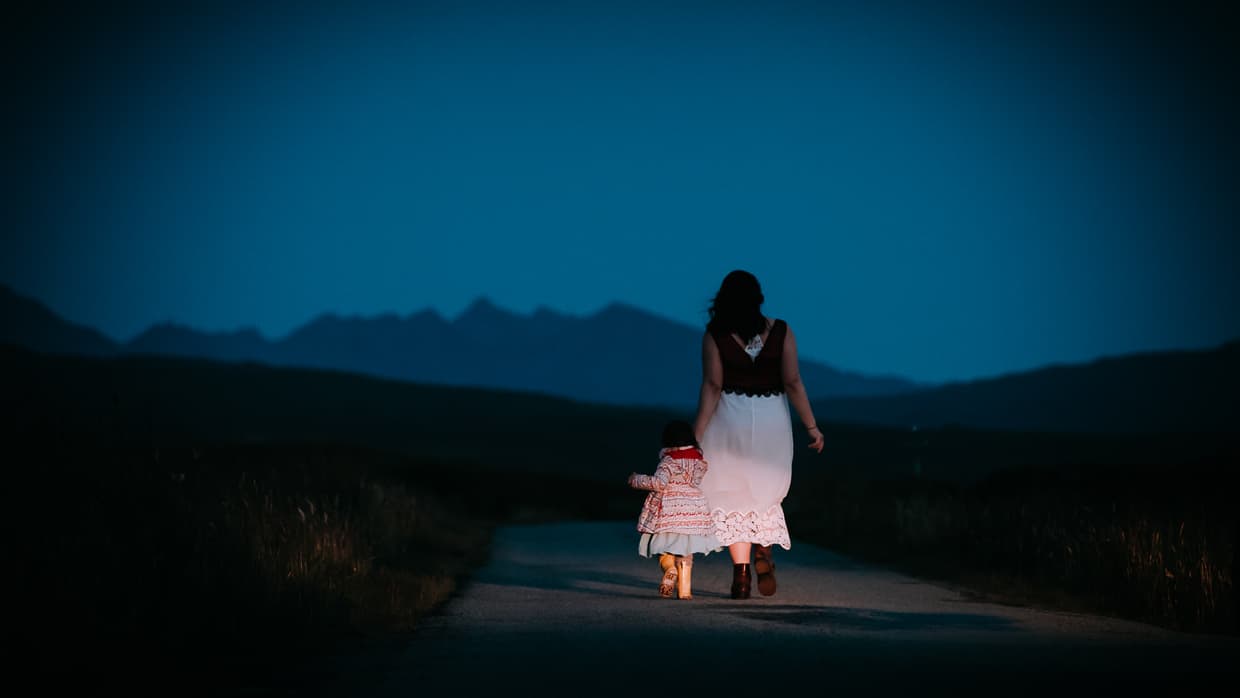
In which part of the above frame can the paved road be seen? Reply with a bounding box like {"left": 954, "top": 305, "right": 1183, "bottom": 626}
{"left": 346, "top": 521, "right": 1238, "bottom": 697}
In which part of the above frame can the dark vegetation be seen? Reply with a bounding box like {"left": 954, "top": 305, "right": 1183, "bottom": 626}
{"left": 5, "top": 344, "right": 1237, "bottom": 696}
{"left": 15, "top": 441, "right": 486, "bottom": 696}
{"left": 785, "top": 428, "right": 1240, "bottom": 635}
{"left": 6, "top": 346, "right": 633, "bottom": 695}
{"left": 13, "top": 439, "right": 628, "bottom": 696}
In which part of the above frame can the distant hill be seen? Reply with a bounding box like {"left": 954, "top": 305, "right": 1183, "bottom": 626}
{"left": 6, "top": 283, "right": 1236, "bottom": 435}
{"left": 0, "top": 284, "right": 921, "bottom": 408}
{"left": 0, "top": 342, "right": 676, "bottom": 482}
{"left": 4, "top": 345, "right": 1235, "bottom": 489}
{"left": 1, "top": 286, "right": 117, "bottom": 357}
{"left": 814, "top": 341, "right": 1240, "bottom": 434}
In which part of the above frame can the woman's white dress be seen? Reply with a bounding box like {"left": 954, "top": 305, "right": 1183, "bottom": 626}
{"left": 697, "top": 321, "right": 794, "bottom": 549}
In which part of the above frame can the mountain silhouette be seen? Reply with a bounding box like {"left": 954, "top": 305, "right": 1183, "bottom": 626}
{"left": 1, "top": 286, "right": 117, "bottom": 357}
{"left": 129, "top": 323, "right": 274, "bottom": 363}
{"left": 6, "top": 282, "right": 1235, "bottom": 433}
{"left": 0, "top": 284, "right": 920, "bottom": 409}
{"left": 812, "top": 341, "right": 1240, "bottom": 433}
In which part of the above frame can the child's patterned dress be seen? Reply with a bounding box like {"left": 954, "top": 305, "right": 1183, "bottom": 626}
{"left": 628, "top": 445, "right": 722, "bottom": 557}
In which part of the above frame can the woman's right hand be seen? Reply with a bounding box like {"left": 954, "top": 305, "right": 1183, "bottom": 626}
{"left": 807, "top": 425, "right": 824, "bottom": 453}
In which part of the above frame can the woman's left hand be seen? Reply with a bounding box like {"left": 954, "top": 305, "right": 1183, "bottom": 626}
{"left": 807, "top": 426, "right": 824, "bottom": 453}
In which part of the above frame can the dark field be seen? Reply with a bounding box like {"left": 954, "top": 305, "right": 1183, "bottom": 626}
{"left": 5, "top": 345, "right": 1237, "bottom": 694}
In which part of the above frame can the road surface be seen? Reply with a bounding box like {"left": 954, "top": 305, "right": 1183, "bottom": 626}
{"left": 333, "top": 520, "right": 1238, "bottom": 696}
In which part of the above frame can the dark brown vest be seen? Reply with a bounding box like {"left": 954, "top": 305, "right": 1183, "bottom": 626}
{"left": 709, "top": 319, "right": 787, "bottom": 396}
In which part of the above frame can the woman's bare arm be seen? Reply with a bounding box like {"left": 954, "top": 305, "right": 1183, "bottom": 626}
{"left": 781, "top": 324, "right": 824, "bottom": 453}
{"left": 692, "top": 331, "right": 723, "bottom": 442}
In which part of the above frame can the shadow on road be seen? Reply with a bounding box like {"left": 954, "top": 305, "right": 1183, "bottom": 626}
{"left": 473, "top": 562, "right": 659, "bottom": 599}
{"left": 709, "top": 602, "right": 1017, "bottom": 631}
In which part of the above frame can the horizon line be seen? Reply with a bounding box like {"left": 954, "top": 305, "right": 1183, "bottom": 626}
{"left": 5, "top": 281, "right": 1237, "bottom": 387}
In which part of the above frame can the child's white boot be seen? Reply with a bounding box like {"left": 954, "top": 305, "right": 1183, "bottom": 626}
{"left": 675, "top": 555, "right": 693, "bottom": 600}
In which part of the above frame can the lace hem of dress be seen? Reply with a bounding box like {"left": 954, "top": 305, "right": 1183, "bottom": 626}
{"left": 711, "top": 506, "right": 792, "bottom": 549}
{"left": 722, "top": 386, "right": 785, "bottom": 397}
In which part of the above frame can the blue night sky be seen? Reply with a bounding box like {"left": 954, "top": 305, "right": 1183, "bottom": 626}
{"left": 5, "top": 0, "right": 1238, "bottom": 383}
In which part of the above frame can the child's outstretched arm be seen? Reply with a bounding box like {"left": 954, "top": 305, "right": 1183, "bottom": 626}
{"left": 627, "top": 458, "right": 672, "bottom": 491}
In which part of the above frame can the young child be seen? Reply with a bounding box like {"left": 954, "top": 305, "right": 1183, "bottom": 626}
{"left": 627, "top": 419, "right": 721, "bottom": 599}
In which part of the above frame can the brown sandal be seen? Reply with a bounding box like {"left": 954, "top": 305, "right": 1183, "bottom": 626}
{"left": 658, "top": 553, "right": 678, "bottom": 598}
{"left": 754, "top": 545, "right": 777, "bottom": 596}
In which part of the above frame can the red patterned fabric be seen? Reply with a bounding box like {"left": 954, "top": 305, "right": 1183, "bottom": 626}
{"left": 628, "top": 448, "right": 716, "bottom": 536}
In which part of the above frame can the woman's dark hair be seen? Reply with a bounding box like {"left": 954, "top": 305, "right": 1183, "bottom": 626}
{"left": 707, "top": 269, "right": 767, "bottom": 341}
{"left": 662, "top": 419, "right": 699, "bottom": 449}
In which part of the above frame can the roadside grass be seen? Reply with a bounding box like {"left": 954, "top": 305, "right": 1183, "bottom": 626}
{"left": 787, "top": 460, "right": 1239, "bottom": 636}
{"left": 18, "top": 436, "right": 1234, "bottom": 698}
{"left": 14, "top": 440, "right": 620, "bottom": 696}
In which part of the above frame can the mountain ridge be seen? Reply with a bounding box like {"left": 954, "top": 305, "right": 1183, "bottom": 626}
{"left": 814, "top": 339, "right": 1239, "bottom": 433}
{"left": 1, "top": 283, "right": 922, "bottom": 408}
{"left": 6, "top": 282, "right": 1236, "bottom": 432}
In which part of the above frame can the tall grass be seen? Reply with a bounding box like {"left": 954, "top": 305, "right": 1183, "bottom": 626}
{"left": 789, "top": 463, "right": 1238, "bottom": 634}
{"left": 15, "top": 442, "right": 496, "bottom": 695}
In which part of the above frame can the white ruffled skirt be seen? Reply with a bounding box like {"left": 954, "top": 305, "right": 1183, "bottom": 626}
{"left": 697, "top": 391, "right": 793, "bottom": 549}
{"left": 638, "top": 532, "right": 722, "bottom": 557}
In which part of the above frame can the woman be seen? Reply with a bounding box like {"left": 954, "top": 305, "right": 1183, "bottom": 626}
{"left": 692, "top": 270, "right": 824, "bottom": 599}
